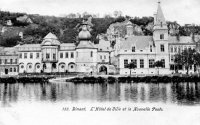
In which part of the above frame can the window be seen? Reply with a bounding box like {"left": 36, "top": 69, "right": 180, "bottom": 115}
{"left": 131, "top": 59, "right": 137, "bottom": 68}
{"left": 71, "top": 52, "right": 74, "bottom": 58}
{"left": 14, "top": 68, "right": 16, "bottom": 72}
{"left": 174, "top": 47, "right": 177, "bottom": 53}
{"left": 160, "top": 44, "right": 165, "bottom": 52}
{"left": 24, "top": 53, "right": 27, "bottom": 59}
{"left": 171, "top": 47, "right": 173, "bottom": 53}
{"left": 104, "top": 55, "right": 106, "bottom": 59}
{"left": 160, "top": 34, "right": 164, "bottom": 39}
{"left": 5, "top": 59, "right": 7, "bottom": 64}
{"left": 91, "top": 51, "right": 93, "bottom": 57}
{"left": 149, "top": 59, "right": 155, "bottom": 68}
{"left": 140, "top": 59, "right": 144, "bottom": 68}
{"left": 132, "top": 46, "right": 135, "bottom": 52}
{"left": 100, "top": 55, "right": 102, "bottom": 59}
{"left": 37, "top": 65, "right": 40, "bottom": 69}
{"left": 29, "top": 65, "right": 32, "bottom": 69}
{"left": 0, "top": 59, "right": 1, "bottom": 64}
{"left": 124, "top": 59, "right": 128, "bottom": 68}
{"left": 36, "top": 53, "right": 39, "bottom": 59}
{"left": 61, "top": 65, "right": 65, "bottom": 69}
{"left": 161, "top": 59, "right": 165, "bottom": 68}
{"left": 150, "top": 45, "right": 152, "bottom": 52}
{"left": 60, "top": 53, "right": 63, "bottom": 58}
{"left": 76, "top": 52, "right": 78, "bottom": 57}
{"left": 10, "top": 68, "right": 12, "bottom": 72}
{"left": 178, "top": 47, "right": 181, "bottom": 53}
{"left": 30, "top": 53, "right": 33, "bottom": 59}
{"left": 171, "top": 55, "right": 174, "bottom": 62}
{"left": 161, "top": 22, "right": 163, "bottom": 27}
{"left": 15, "top": 59, "right": 17, "bottom": 64}
{"left": 19, "top": 53, "right": 22, "bottom": 58}
{"left": 10, "top": 59, "right": 12, "bottom": 64}
{"left": 190, "top": 65, "right": 192, "bottom": 70}
{"left": 65, "top": 52, "right": 68, "bottom": 58}
{"left": 46, "top": 53, "right": 50, "bottom": 59}
{"left": 53, "top": 53, "right": 56, "bottom": 60}
{"left": 21, "top": 65, "right": 24, "bottom": 69}
{"left": 71, "top": 65, "right": 74, "bottom": 69}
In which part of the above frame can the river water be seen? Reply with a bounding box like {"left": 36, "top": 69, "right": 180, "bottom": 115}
{"left": 0, "top": 82, "right": 200, "bottom": 125}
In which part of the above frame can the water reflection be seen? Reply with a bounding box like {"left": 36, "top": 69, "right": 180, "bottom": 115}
{"left": 1, "top": 82, "right": 200, "bottom": 106}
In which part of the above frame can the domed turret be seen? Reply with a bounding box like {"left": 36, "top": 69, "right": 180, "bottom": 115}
{"left": 78, "top": 23, "right": 91, "bottom": 40}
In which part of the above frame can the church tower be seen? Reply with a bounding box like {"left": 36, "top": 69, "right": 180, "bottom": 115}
{"left": 75, "top": 21, "right": 98, "bottom": 73}
{"left": 153, "top": 1, "right": 170, "bottom": 73}
{"left": 153, "top": 1, "right": 168, "bottom": 42}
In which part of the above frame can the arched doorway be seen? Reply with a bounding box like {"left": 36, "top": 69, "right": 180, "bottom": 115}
{"left": 27, "top": 63, "right": 33, "bottom": 73}
{"left": 35, "top": 63, "right": 41, "bottom": 73}
{"left": 99, "top": 65, "right": 107, "bottom": 74}
{"left": 19, "top": 63, "right": 25, "bottom": 73}
{"left": 59, "top": 62, "right": 66, "bottom": 72}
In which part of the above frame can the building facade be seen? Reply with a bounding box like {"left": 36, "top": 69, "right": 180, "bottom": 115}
{"left": 116, "top": 2, "right": 198, "bottom": 75}
{"left": 0, "top": 47, "right": 18, "bottom": 76}
{"left": 16, "top": 33, "right": 76, "bottom": 74}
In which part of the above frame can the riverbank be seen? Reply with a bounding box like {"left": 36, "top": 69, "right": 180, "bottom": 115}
{"left": 1, "top": 74, "right": 200, "bottom": 84}
{"left": 67, "top": 75, "right": 200, "bottom": 84}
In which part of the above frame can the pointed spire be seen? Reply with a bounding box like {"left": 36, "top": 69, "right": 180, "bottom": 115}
{"left": 155, "top": 1, "right": 166, "bottom": 25}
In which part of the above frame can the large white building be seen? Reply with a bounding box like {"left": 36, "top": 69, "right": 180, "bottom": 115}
{"left": 115, "top": 2, "right": 197, "bottom": 75}
{"left": 15, "top": 21, "right": 113, "bottom": 74}
{"left": 16, "top": 33, "right": 76, "bottom": 74}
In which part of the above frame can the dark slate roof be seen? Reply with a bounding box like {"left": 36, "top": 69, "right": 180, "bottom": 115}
{"left": 120, "top": 36, "right": 154, "bottom": 50}
{"left": 168, "top": 36, "right": 194, "bottom": 44}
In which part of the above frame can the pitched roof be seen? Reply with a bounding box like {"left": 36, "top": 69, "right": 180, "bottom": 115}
{"left": 19, "top": 44, "right": 41, "bottom": 47}
{"left": 96, "top": 39, "right": 111, "bottom": 51}
{"left": 168, "top": 36, "right": 194, "bottom": 44}
{"left": 120, "top": 36, "right": 154, "bottom": 50}
{"left": 44, "top": 32, "right": 58, "bottom": 40}
{"left": 42, "top": 32, "right": 60, "bottom": 45}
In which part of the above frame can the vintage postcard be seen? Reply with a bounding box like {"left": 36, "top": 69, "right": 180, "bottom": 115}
{"left": 0, "top": 0, "right": 200, "bottom": 125}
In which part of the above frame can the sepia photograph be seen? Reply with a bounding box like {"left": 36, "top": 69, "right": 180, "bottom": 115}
{"left": 0, "top": 0, "right": 200, "bottom": 125}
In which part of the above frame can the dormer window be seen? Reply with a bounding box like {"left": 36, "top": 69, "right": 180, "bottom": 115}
{"left": 132, "top": 46, "right": 135, "bottom": 52}
{"left": 160, "top": 34, "right": 164, "bottom": 39}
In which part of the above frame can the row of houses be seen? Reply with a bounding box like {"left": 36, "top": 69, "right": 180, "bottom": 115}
{"left": 0, "top": 2, "right": 199, "bottom": 76}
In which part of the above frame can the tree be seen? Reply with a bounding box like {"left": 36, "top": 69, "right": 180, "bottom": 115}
{"left": 126, "top": 62, "right": 137, "bottom": 76}
{"left": 154, "top": 60, "right": 163, "bottom": 75}
{"left": 174, "top": 48, "right": 196, "bottom": 75}
{"left": 193, "top": 52, "right": 200, "bottom": 73}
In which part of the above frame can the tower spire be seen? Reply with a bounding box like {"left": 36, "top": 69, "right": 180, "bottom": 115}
{"left": 153, "top": 0, "right": 167, "bottom": 30}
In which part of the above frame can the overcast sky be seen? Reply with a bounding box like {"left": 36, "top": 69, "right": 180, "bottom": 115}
{"left": 1, "top": 0, "right": 200, "bottom": 25}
